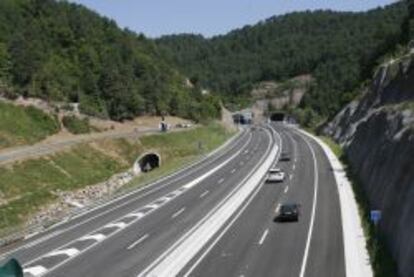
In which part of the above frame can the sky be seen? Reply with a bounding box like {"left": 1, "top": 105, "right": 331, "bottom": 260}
{"left": 69, "top": 0, "right": 399, "bottom": 38}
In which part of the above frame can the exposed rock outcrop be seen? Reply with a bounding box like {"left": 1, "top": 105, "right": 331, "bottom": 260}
{"left": 323, "top": 52, "right": 414, "bottom": 277}
{"left": 251, "top": 75, "right": 312, "bottom": 118}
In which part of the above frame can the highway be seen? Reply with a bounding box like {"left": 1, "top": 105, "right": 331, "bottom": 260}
{"left": 0, "top": 124, "right": 346, "bottom": 277}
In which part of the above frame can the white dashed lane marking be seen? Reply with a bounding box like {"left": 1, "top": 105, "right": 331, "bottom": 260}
{"left": 258, "top": 229, "right": 269, "bottom": 245}
{"left": 172, "top": 207, "right": 186, "bottom": 219}
{"left": 78, "top": 234, "right": 106, "bottom": 242}
{"left": 104, "top": 222, "right": 127, "bottom": 229}
{"left": 218, "top": 178, "right": 225, "bottom": 184}
{"left": 124, "top": 212, "right": 145, "bottom": 219}
{"left": 23, "top": 265, "right": 48, "bottom": 277}
{"left": 45, "top": 248, "right": 80, "bottom": 258}
{"left": 200, "top": 191, "right": 209, "bottom": 198}
{"left": 127, "top": 234, "right": 149, "bottom": 250}
{"left": 275, "top": 203, "right": 281, "bottom": 214}
{"left": 284, "top": 186, "right": 289, "bottom": 194}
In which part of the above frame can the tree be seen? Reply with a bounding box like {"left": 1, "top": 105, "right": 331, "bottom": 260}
{"left": 0, "top": 43, "right": 11, "bottom": 87}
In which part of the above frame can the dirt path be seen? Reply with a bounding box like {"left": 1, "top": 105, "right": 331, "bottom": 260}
{"left": 0, "top": 116, "right": 192, "bottom": 165}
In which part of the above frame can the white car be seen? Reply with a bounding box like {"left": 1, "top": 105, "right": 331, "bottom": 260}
{"left": 267, "top": 168, "right": 285, "bottom": 182}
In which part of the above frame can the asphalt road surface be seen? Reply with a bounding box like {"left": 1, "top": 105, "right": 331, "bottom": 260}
{"left": 0, "top": 123, "right": 345, "bottom": 277}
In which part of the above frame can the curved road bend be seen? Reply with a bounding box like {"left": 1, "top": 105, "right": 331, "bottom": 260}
{"left": 1, "top": 125, "right": 276, "bottom": 276}
{"left": 182, "top": 124, "right": 345, "bottom": 277}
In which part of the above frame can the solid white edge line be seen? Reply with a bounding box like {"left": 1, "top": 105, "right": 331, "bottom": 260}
{"left": 182, "top": 127, "right": 283, "bottom": 276}
{"left": 297, "top": 128, "right": 373, "bottom": 277}
{"left": 172, "top": 207, "right": 186, "bottom": 219}
{"left": 258, "top": 229, "right": 269, "bottom": 245}
{"left": 127, "top": 234, "right": 149, "bottom": 250}
{"left": 297, "top": 132, "right": 319, "bottom": 277}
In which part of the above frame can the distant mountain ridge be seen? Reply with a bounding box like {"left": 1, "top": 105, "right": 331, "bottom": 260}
{"left": 157, "top": 2, "right": 407, "bottom": 120}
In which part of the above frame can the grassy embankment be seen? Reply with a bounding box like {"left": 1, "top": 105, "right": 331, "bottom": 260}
{"left": 320, "top": 136, "right": 397, "bottom": 277}
{"left": 0, "top": 102, "right": 60, "bottom": 149}
{"left": 124, "top": 123, "right": 234, "bottom": 190}
{"left": 0, "top": 123, "right": 233, "bottom": 234}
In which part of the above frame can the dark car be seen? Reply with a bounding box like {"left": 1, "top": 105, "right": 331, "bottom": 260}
{"left": 277, "top": 203, "right": 300, "bottom": 222}
{"left": 280, "top": 152, "right": 290, "bottom": 162}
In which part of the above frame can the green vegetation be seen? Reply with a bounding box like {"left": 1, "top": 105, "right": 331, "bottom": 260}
{"left": 0, "top": 0, "right": 220, "bottom": 122}
{"left": 0, "top": 145, "right": 125, "bottom": 230}
{"left": 322, "top": 137, "right": 397, "bottom": 277}
{"left": 158, "top": 2, "right": 407, "bottom": 124}
{"left": 62, "top": 115, "right": 94, "bottom": 134}
{"left": 0, "top": 124, "right": 233, "bottom": 233}
{"left": 125, "top": 123, "right": 234, "bottom": 191}
{"left": 0, "top": 102, "right": 60, "bottom": 149}
{"left": 320, "top": 136, "right": 343, "bottom": 157}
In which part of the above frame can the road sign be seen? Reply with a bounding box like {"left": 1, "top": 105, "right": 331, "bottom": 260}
{"left": 370, "top": 210, "right": 382, "bottom": 225}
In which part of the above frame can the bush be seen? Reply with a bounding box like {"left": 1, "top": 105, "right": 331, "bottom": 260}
{"left": 62, "top": 115, "right": 92, "bottom": 134}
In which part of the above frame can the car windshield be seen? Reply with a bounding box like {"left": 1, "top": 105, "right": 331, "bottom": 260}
{"left": 281, "top": 205, "right": 297, "bottom": 213}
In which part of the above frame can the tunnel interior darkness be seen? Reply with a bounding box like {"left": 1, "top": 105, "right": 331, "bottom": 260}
{"left": 138, "top": 153, "right": 160, "bottom": 173}
{"left": 270, "top": 113, "right": 285, "bottom": 122}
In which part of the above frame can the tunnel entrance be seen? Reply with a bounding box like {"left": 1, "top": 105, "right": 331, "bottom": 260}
{"left": 133, "top": 152, "right": 161, "bottom": 174}
{"left": 270, "top": 113, "right": 286, "bottom": 122}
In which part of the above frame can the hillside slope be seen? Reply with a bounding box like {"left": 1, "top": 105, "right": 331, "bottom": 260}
{"left": 0, "top": 0, "right": 220, "bottom": 121}
{"left": 0, "top": 101, "right": 60, "bottom": 149}
{"left": 158, "top": 3, "right": 406, "bottom": 119}
{"left": 323, "top": 48, "right": 414, "bottom": 277}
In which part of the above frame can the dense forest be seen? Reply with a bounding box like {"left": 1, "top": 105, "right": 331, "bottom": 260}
{"left": 157, "top": 2, "right": 408, "bottom": 124}
{"left": 0, "top": 0, "right": 221, "bottom": 121}
{"left": 0, "top": 0, "right": 409, "bottom": 125}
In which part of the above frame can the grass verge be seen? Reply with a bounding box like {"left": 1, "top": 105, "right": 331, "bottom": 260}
{"left": 0, "top": 123, "right": 234, "bottom": 235}
{"left": 123, "top": 123, "right": 234, "bottom": 191}
{"left": 321, "top": 136, "right": 397, "bottom": 277}
{"left": 0, "top": 102, "right": 60, "bottom": 149}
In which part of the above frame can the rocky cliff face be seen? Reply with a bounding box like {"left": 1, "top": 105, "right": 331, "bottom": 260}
{"left": 323, "top": 52, "right": 414, "bottom": 277}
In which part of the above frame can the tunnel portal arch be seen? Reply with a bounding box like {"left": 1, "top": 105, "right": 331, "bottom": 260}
{"left": 133, "top": 152, "right": 161, "bottom": 175}
{"left": 270, "top": 112, "right": 286, "bottom": 122}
